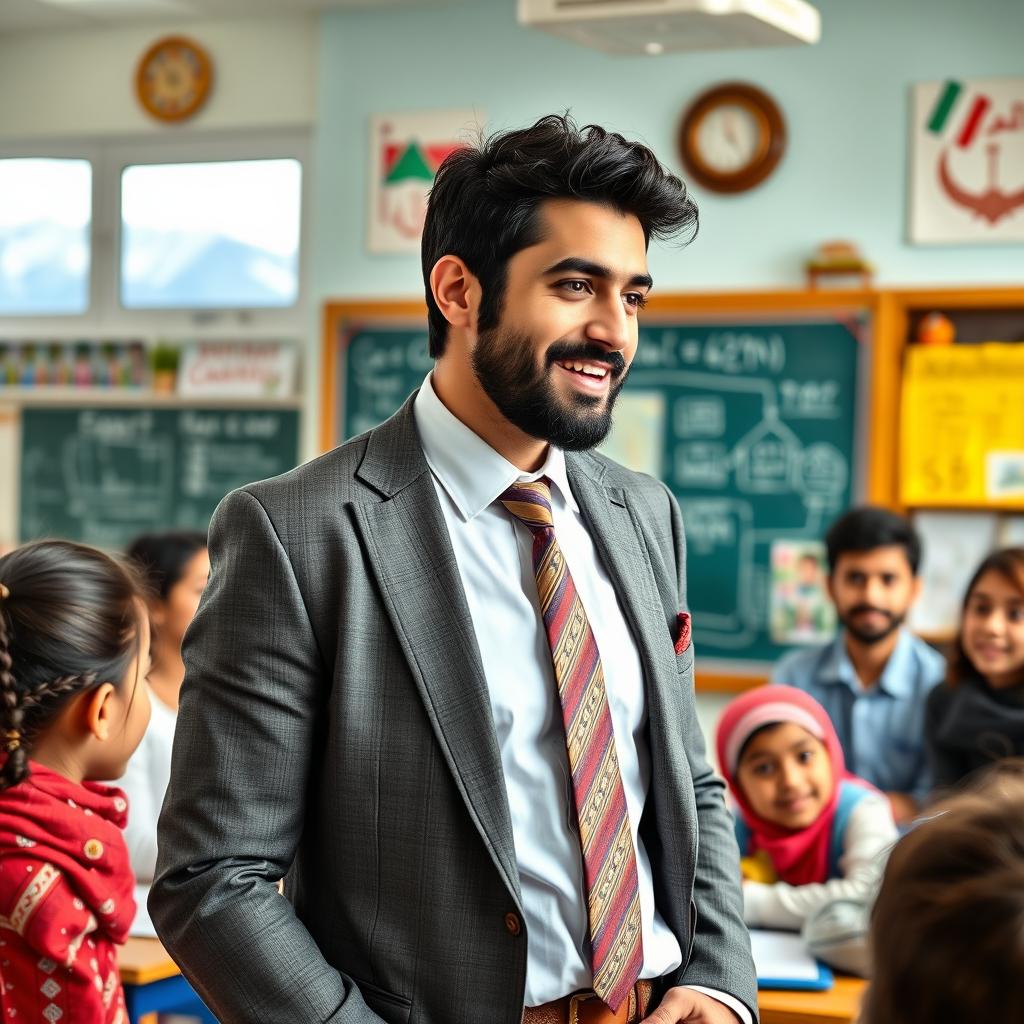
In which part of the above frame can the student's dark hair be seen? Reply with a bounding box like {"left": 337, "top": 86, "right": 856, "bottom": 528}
{"left": 863, "top": 773, "right": 1024, "bottom": 1024}
{"left": 948, "top": 546, "right": 1024, "bottom": 686}
{"left": 824, "top": 506, "right": 921, "bottom": 575}
{"left": 126, "top": 529, "right": 207, "bottom": 602}
{"left": 421, "top": 112, "right": 699, "bottom": 357}
{"left": 0, "top": 540, "right": 144, "bottom": 790}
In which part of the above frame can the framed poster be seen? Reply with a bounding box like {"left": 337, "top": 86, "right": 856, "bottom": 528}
{"left": 367, "top": 109, "right": 483, "bottom": 253}
{"left": 910, "top": 77, "right": 1024, "bottom": 244}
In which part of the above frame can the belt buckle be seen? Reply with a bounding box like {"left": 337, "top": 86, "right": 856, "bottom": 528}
{"left": 568, "top": 988, "right": 640, "bottom": 1024}
{"left": 568, "top": 990, "right": 597, "bottom": 1024}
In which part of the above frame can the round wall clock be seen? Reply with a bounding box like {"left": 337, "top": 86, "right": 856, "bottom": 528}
{"left": 678, "top": 82, "right": 786, "bottom": 194}
{"left": 135, "top": 36, "right": 213, "bottom": 123}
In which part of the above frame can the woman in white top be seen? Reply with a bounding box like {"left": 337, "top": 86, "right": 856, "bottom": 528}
{"left": 121, "top": 530, "right": 209, "bottom": 882}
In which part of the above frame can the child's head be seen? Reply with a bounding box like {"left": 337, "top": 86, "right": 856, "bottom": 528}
{"left": 735, "top": 722, "right": 832, "bottom": 830}
{"left": 716, "top": 685, "right": 842, "bottom": 832}
{"left": 126, "top": 530, "right": 209, "bottom": 653}
{"left": 0, "top": 540, "right": 151, "bottom": 790}
{"left": 951, "top": 546, "right": 1024, "bottom": 690}
{"left": 864, "top": 769, "right": 1024, "bottom": 1024}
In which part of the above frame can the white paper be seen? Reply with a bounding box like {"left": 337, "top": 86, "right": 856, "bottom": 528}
{"left": 130, "top": 882, "right": 158, "bottom": 938}
{"left": 749, "top": 928, "right": 821, "bottom": 982}
{"left": 910, "top": 510, "right": 999, "bottom": 635}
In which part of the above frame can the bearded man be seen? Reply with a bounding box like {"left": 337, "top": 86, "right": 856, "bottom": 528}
{"left": 773, "top": 507, "right": 945, "bottom": 825}
{"left": 151, "top": 114, "right": 757, "bottom": 1024}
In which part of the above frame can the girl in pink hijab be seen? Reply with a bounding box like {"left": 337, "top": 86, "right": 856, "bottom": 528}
{"left": 716, "top": 685, "right": 897, "bottom": 930}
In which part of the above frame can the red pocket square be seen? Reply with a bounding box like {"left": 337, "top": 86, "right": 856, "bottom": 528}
{"left": 674, "top": 611, "right": 692, "bottom": 655}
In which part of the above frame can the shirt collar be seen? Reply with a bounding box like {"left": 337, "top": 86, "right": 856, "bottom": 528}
{"left": 412, "top": 373, "right": 579, "bottom": 521}
{"left": 819, "top": 627, "right": 917, "bottom": 697}
{"left": 875, "top": 628, "right": 918, "bottom": 697}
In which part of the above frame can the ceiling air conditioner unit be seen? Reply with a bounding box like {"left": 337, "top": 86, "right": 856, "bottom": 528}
{"left": 518, "top": 0, "right": 821, "bottom": 55}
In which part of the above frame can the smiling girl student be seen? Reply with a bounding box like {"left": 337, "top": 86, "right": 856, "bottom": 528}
{"left": 715, "top": 685, "right": 897, "bottom": 930}
{"left": 0, "top": 540, "right": 151, "bottom": 1024}
{"left": 925, "top": 547, "right": 1024, "bottom": 792}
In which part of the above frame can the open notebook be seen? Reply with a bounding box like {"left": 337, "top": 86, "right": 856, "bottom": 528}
{"left": 750, "top": 928, "right": 833, "bottom": 991}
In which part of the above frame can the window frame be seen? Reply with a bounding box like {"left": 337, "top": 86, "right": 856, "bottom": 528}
{"left": 0, "top": 140, "right": 100, "bottom": 323}
{"left": 0, "top": 131, "right": 310, "bottom": 337}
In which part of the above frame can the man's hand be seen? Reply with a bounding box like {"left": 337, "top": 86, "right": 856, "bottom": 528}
{"left": 641, "top": 987, "right": 742, "bottom": 1023}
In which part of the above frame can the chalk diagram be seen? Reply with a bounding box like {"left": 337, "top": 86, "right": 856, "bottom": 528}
{"left": 618, "top": 371, "right": 850, "bottom": 650}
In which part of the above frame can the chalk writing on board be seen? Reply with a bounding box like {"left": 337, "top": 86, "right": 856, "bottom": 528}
{"left": 345, "top": 330, "right": 432, "bottom": 438}
{"left": 602, "top": 321, "right": 857, "bottom": 658}
{"left": 20, "top": 407, "right": 299, "bottom": 546}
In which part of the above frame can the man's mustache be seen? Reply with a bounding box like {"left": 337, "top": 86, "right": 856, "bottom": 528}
{"left": 546, "top": 342, "right": 627, "bottom": 377}
{"left": 848, "top": 605, "right": 896, "bottom": 621}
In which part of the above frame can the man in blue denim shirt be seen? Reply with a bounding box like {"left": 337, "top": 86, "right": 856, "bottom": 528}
{"left": 772, "top": 508, "right": 945, "bottom": 825}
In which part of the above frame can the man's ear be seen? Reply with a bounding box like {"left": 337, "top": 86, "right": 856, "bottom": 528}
{"left": 825, "top": 574, "right": 837, "bottom": 606}
{"left": 429, "top": 255, "right": 480, "bottom": 336}
{"left": 908, "top": 574, "right": 923, "bottom": 606}
{"left": 81, "top": 683, "right": 117, "bottom": 741}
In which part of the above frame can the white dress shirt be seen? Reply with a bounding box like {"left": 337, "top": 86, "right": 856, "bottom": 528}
{"left": 413, "top": 375, "right": 749, "bottom": 1023}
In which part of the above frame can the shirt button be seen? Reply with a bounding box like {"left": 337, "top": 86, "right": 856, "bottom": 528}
{"left": 504, "top": 912, "right": 522, "bottom": 936}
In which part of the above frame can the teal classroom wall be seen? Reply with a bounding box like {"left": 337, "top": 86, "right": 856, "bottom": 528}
{"left": 311, "top": 0, "right": 1024, "bottom": 303}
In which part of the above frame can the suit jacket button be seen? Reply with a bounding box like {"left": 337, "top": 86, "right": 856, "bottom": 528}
{"left": 504, "top": 912, "right": 522, "bottom": 936}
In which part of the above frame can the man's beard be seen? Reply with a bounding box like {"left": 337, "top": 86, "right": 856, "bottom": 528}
{"left": 839, "top": 605, "right": 905, "bottom": 645}
{"left": 471, "top": 325, "right": 628, "bottom": 451}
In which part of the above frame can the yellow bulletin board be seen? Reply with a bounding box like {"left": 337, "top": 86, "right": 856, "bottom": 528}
{"left": 900, "top": 342, "right": 1024, "bottom": 507}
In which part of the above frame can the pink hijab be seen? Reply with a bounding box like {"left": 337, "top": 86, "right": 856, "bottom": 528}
{"left": 715, "top": 684, "right": 857, "bottom": 886}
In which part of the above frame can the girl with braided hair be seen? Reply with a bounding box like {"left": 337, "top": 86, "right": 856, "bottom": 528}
{"left": 0, "top": 539, "right": 151, "bottom": 1024}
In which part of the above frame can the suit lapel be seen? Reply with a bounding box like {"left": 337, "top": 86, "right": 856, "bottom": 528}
{"left": 351, "top": 400, "right": 521, "bottom": 904}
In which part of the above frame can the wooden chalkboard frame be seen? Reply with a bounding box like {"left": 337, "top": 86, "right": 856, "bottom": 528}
{"left": 321, "top": 289, "right": 886, "bottom": 691}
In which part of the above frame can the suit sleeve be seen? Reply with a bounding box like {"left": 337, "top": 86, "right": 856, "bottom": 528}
{"left": 149, "top": 487, "right": 384, "bottom": 1023}
{"left": 659, "top": 483, "right": 759, "bottom": 1021}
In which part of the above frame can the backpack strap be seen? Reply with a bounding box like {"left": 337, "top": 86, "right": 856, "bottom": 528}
{"left": 828, "top": 779, "right": 873, "bottom": 878}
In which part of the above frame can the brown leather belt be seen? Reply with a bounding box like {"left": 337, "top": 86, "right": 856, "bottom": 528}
{"left": 522, "top": 981, "right": 654, "bottom": 1024}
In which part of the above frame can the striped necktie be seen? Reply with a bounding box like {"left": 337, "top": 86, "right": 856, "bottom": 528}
{"left": 500, "top": 477, "right": 643, "bottom": 1012}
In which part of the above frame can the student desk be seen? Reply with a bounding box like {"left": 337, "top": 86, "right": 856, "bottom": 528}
{"left": 759, "top": 975, "right": 867, "bottom": 1024}
{"left": 120, "top": 938, "right": 866, "bottom": 1024}
{"left": 119, "top": 937, "right": 216, "bottom": 1024}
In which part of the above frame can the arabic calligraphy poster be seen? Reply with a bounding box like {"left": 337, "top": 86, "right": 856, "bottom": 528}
{"left": 910, "top": 77, "right": 1024, "bottom": 243}
{"left": 367, "top": 109, "right": 483, "bottom": 254}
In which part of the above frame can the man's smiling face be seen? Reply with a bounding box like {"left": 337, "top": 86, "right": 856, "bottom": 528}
{"left": 470, "top": 198, "right": 651, "bottom": 451}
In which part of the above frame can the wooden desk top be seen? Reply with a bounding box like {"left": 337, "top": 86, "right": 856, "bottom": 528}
{"left": 118, "top": 938, "right": 866, "bottom": 1023}
{"left": 759, "top": 976, "right": 866, "bottom": 1024}
{"left": 118, "top": 936, "right": 181, "bottom": 986}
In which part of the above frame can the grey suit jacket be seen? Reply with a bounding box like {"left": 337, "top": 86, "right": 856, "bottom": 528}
{"left": 150, "top": 394, "right": 757, "bottom": 1024}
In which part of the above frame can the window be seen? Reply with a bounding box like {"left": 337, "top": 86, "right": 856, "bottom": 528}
{"left": 0, "top": 158, "right": 91, "bottom": 315}
{"left": 120, "top": 158, "right": 302, "bottom": 310}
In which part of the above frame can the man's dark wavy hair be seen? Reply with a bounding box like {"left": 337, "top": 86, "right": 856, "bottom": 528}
{"left": 824, "top": 506, "right": 922, "bottom": 575}
{"left": 421, "top": 113, "right": 699, "bottom": 358}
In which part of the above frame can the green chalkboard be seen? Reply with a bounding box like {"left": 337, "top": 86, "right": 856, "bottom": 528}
{"left": 604, "top": 321, "right": 860, "bottom": 663}
{"left": 19, "top": 406, "right": 300, "bottom": 547}
{"left": 344, "top": 325, "right": 433, "bottom": 440}
{"left": 339, "top": 318, "right": 860, "bottom": 666}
